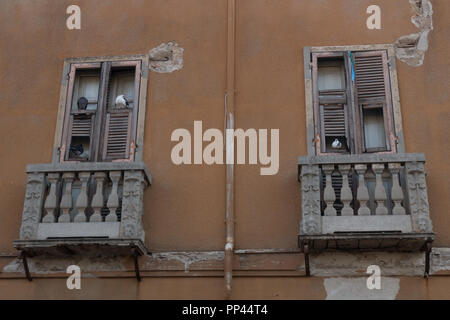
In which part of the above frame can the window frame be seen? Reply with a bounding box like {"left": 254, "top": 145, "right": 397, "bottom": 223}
{"left": 303, "top": 44, "right": 405, "bottom": 157}
{"left": 52, "top": 54, "right": 149, "bottom": 164}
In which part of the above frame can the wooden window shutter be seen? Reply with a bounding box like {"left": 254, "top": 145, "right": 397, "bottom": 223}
{"left": 102, "top": 110, "right": 132, "bottom": 160}
{"left": 312, "top": 53, "right": 352, "bottom": 155}
{"left": 65, "top": 112, "right": 96, "bottom": 161}
{"left": 321, "top": 103, "right": 349, "bottom": 145}
{"left": 101, "top": 60, "right": 141, "bottom": 162}
{"left": 353, "top": 50, "right": 396, "bottom": 152}
{"left": 71, "top": 114, "right": 93, "bottom": 136}
{"left": 60, "top": 63, "right": 101, "bottom": 162}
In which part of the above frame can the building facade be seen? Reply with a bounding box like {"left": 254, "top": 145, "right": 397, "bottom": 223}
{"left": 0, "top": 0, "right": 449, "bottom": 299}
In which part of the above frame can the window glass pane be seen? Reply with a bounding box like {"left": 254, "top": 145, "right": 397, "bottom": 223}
{"left": 363, "top": 107, "right": 386, "bottom": 150}
{"left": 71, "top": 69, "right": 101, "bottom": 111}
{"left": 318, "top": 60, "right": 345, "bottom": 91}
{"left": 108, "top": 68, "right": 136, "bottom": 110}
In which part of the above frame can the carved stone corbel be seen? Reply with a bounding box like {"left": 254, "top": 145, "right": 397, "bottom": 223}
{"left": 300, "top": 164, "right": 321, "bottom": 235}
{"left": 120, "top": 170, "right": 146, "bottom": 241}
{"left": 20, "top": 173, "right": 46, "bottom": 240}
{"left": 405, "top": 161, "right": 433, "bottom": 233}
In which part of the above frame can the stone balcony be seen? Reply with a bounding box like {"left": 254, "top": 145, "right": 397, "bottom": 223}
{"left": 298, "top": 153, "right": 434, "bottom": 253}
{"left": 14, "top": 162, "right": 151, "bottom": 257}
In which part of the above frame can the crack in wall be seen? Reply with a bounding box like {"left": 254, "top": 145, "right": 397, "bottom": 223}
{"left": 395, "top": 0, "right": 433, "bottom": 66}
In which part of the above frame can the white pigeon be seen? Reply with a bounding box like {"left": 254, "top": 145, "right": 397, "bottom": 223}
{"left": 115, "top": 95, "right": 130, "bottom": 109}
{"left": 331, "top": 138, "right": 342, "bottom": 149}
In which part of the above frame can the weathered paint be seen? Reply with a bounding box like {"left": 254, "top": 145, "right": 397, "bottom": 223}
{"left": 395, "top": 0, "right": 434, "bottom": 66}
{"left": 149, "top": 42, "right": 184, "bottom": 73}
{"left": 324, "top": 277, "right": 400, "bottom": 300}
{"left": 0, "top": 0, "right": 448, "bottom": 299}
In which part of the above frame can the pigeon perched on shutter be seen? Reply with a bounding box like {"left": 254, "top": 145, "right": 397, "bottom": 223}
{"left": 70, "top": 144, "right": 83, "bottom": 155}
{"left": 70, "top": 144, "right": 89, "bottom": 159}
{"left": 331, "top": 138, "right": 342, "bottom": 149}
{"left": 115, "top": 95, "right": 131, "bottom": 109}
{"left": 77, "top": 97, "right": 88, "bottom": 110}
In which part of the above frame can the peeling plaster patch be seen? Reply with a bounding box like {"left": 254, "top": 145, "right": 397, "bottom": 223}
{"left": 149, "top": 41, "right": 184, "bottom": 73}
{"left": 324, "top": 277, "right": 400, "bottom": 300}
{"left": 431, "top": 248, "right": 450, "bottom": 274}
{"left": 395, "top": 0, "right": 433, "bottom": 66}
{"left": 151, "top": 251, "right": 224, "bottom": 272}
{"left": 2, "top": 256, "right": 126, "bottom": 274}
{"left": 310, "top": 251, "right": 424, "bottom": 277}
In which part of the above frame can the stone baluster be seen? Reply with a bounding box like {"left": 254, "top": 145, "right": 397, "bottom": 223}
{"left": 389, "top": 163, "right": 406, "bottom": 215}
{"left": 355, "top": 164, "right": 371, "bottom": 215}
{"left": 120, "top": 170, "right": 147, "bottom": 241}
{"left": 338, "top": 165, "right": 353, "bottom": 216}
{"left": 372, "top": 164, "right": 388, "bottom": 215}
{"left": 322, "top": 165, "right": 336, "bottom": 216}
{"left": 42, "top": 173, "right": 60, "bottom": 223}
{"left": 58, "top": 172, "right": 75, "bottom": 222}
{"left": 90, "top": 172, "right": 106, "bottom": 222}
{"left": 106, "top": 171, "right": 121, "bottom": 222}
{"left": 74, "top": 172, "right": 91, "bottom": 222}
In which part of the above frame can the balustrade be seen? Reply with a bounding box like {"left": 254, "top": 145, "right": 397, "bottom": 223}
{"left": 18, "top": 162, "right": 151, "bottom": 242}
{"left": 298, "top": 153, "right": 433, "bottom": 238}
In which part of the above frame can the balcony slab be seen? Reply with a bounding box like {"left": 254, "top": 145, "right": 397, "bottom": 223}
{"left": 322, "top": 215, "right": 413, "bottom": 234}
{"left": 13, "top": 238, "right": 148, "bottom": 257}
{"left": 298, "top": 233, "right": 434, "bottom": 253}
{"left": 37, "top": 222, "right": 120, "bottom": 240}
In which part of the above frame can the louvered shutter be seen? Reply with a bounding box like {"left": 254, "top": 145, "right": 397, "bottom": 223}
{"left": 318, "top": 93, "right": 350, "bottom": 154}
{"left": 65, "top": 112, "right": 95, "bottom": 161}
{"left": 71, "top": 114, "right": 93, "bottom": 137}
{"left": 321, "top": 104, "right": 347, "bottom": 139}
{"left": 354, "top": 52, "right": 387, "bottom": 102}
{"left": 353, "top": 51, "right": 394, "bottom": 152}
{"left": 312, "top": 53, "right": 352, "bottom": 154}
{"left": 102, "top": 110, "right": 132, "bottom": 160}
{"left": 100, "top": 61, "right": 141, "bottom": 162}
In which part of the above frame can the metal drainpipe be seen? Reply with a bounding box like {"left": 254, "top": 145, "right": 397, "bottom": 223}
{"left": 224, "top": 0, "right": 236, "bottom": 300}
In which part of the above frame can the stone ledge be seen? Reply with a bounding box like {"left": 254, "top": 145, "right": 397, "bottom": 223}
{"left": 2, "top": 248, "right": 449, "bottom": 277}
{"left": 13, "top": 238, "right": 148, "bottom": 257}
